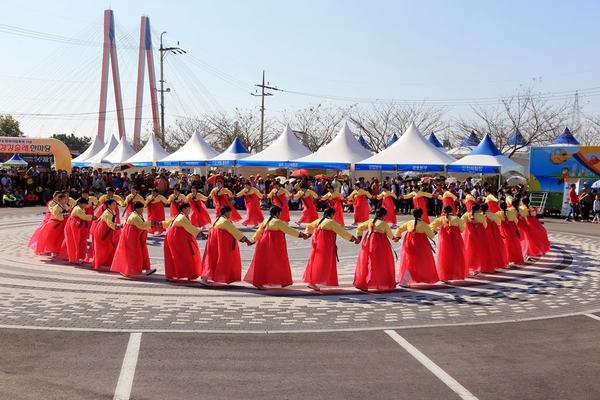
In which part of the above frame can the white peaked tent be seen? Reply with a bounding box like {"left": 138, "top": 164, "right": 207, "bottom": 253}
{"left": 122, "top": 134, "right": 170, "bottom": 167}
{"left": 102, "top": 136, "right": 137, "bottom": 165}
{"left": 355, "top": 123, "right": 456, "bottom": 172}
{"left": 237, "top": 124, "right": 312, "bottom": 168}
{"left": 208, "top": 138, "right": 250, "bottom": 167}
{"left": 157, "top": 131, "right": 219, "bottom": 167}
{"left": 294, "top": 122, "right": 372, "bottom": 169}
{"left": 72, "top": 136, "right": 105, "bottom": 166}
{"left": 82, "top": 134, "right": 119, "bottom": 166}
{"left": 447, "top": 134, "right": 525, "bottom": 175}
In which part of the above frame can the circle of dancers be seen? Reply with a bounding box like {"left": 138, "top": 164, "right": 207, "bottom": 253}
{"left": 28, "top": 181, "right": 551, "bottom": 292}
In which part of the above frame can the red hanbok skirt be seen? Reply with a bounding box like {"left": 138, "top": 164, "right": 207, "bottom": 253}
{"left": 164, "top": 226, "right": 202, "bottom": 280}
{"left": 272, "top": 194, "right": 290, "bottom": 223}
{"left": 353, "top": 232, "right": 396, "bottom": 291}
{"left": 90, "top": 204, "right": 121, "bottom": 236}
{"left": 65, "top": 217, "right": 91, "bottom": 262}
{"left": 413, "top": 197, "right": 430, "bottom": 224}
{"left": 298, "top": 196, "right": 319, "bottom": 224}
{"left": 462, "top": 222, "right": 487, "bottom": 273}
{"left": 465, "top": 199, "right": 475, "bottom": 213}
{"left": 189, "top": 199, "right": 211, "bottom": 227}
{"left": 124, "top": 203, "right": 134, "bottom": 220}
{"left": 201, "top": 228, "right": 242, "bottom": 283}
{"left": 399, "top": 231, "right": 439, "bottom": 284}
{"left": 442, "top": 197, "right": 457, "bottom": 217}
{"left": 517, "top": 216, "right": 543, "bottom": 257}
{"left": 485, "top": 220, "right": 508, "bottom": 269}
{"left": 244, "top": 230, "right": 293, "bottom": 287}
{"left": 214, "top": 194, "right": 242, "bottom": 222}
{"left": 382, "top": 196, "right": 397, "bottom": 225}
{"left": 328, "top": 197, "right": 345, "bottom": 226}
{"left": 527, "top": 216, "right": 551, "bottom": 255}
{"left": 436, "top": 225, "right": 468, "bottom": 280}
{"left": 28, "top": 212, "right": 53, "bottom": 252}
{"left": 302, "top": 229, "right": 338, "bottom": 286}
{"left": 85, "top": 222, "right": 121, "bottom": 270}
{"left": 111, "top": 224, "right": 151, "bottom": 275}
{"left": 499, "top": 220, "right": 524, "bottom": 265}
{"left": 170, "top": 201, "right": 184, "bottom": 219}
{"left": 487, "top": 200, "right": 500, "bottom": 213}
{"left": 242, "top": 194, "right": 264, "bottom": 226}
{"left": 35, "top": 218, "right": 67, "bottom": 255}
{"left": 353, "top": 195, "right": 370, "bottom": 224}
{"left": 147, "top": 201, "right": 166, "bottom": 233}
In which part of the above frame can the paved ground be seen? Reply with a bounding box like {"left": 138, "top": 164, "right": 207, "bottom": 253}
{"left": 1, "top": 207, "right": 600, "bottom": 399}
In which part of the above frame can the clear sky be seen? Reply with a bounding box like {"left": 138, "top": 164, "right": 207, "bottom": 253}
{"left": 1, "top": 0, "right": 599, "bottom": 140}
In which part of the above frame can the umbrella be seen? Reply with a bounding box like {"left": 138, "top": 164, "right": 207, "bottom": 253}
{"left": 206, "top": 174, "right": 223, "bottom": 185}
{"left": 446, "top": 177, "right": 458, "bottom": 184}
{"left": 291, "top": 169, "right": 310, "bottom": 177}
{"left": 90, "top": 159, "right": 115, "bottom": 170}
{"left": 591, "top": 180, "right": 600, "bottom": 190}
{"left": 506, "top": 176, "right": 527, "bottom": 187}
{"left": 420, "top": 177, "right": 433, "bottom": 183}
{"left": 275, "top": 176, "right": 288, "bottom": 184}
{"left": 315, "top": 174, "right": 332, "bottom": 181}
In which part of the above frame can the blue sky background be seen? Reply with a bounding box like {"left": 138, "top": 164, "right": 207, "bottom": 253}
{"left": 1, "top": 0, "right": 599, "bottom": 139}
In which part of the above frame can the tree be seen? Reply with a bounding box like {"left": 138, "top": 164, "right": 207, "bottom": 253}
{"left": 0, "top": 115, "right": 24, "bottom": 137}
{"left": 51, "top": 133, "right": 92, "bottom": 153}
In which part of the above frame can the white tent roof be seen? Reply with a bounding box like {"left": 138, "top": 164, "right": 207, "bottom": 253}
{"left": 157, "top": 131, "right": 219, "bottom": 167}
{"left": 122, "top": 134, "right": 170, "bottom": 167}
{"left": 294, "top": 122, "right": 373, "bottom": 169}
{"left": 102, "top": 136, "right": 137, "bottom": 165}
{"left": 72, "top": 136, "right": 105, "bottom": 165}
{"left": 447, "top": 134, "right": 525, "bottom": 175}
{"left": 237, "top": 124, "right": 312, "bottom": 167}
{"left": 83, "top": 134, "right": 119, "bottom": 165}
{"left": 446, "top": 146, "right": 474, "bottom": 159}
{"left": 355, "top": 123, "right": 456, "bottom": 172}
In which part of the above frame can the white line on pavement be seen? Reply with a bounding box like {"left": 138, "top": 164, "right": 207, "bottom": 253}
{"left": 113, "top": 332, "right": 142, "bottom": 400}
{"left": 584, "top": 313, "right": 600, "bottom": 322}
{"left": 384, "top": 330, "right": 478, "bottom": 400}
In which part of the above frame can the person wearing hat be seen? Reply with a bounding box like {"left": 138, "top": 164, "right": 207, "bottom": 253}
{"left": 201, "top": 205, "right": 254, "bottom": 286}
{"left": 347, "top": 182, "right": 373, "bottom": 225}
{"left": 186, "top": 186, "right": 211, "bottom": 228}
{"left": 235, "top": 180, "right": 265, "bottom": 227}
{"left": 167, "top": 187, "right": 187, "bottom": 219}
{"left": 162, "top": 202, "right": 207, "bottom": 282}
{"left": 64, "top": 198, "right": 96, "bottom": 264}
{"left": 244, "top": 206, "right": 308, "bottom": 290}
{"left": 85, "top": 199, "right": 122, "bottom": 270}
{"left": 209, "top": 179, "right": 242, "bottom": 222}
{"left": 266, "top": 180, "right": 292, "bottom": 223}
{"left": 111, "top": 201, "right": 157, "bottom": 278}
{"left": 145, "top": 188, "right": 169, "bottom": 234}
{"left": 122, "top": 186, "right": 145, "bottom": 220}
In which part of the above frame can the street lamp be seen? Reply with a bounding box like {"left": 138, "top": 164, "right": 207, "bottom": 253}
{"left": 158, "top": 31, "right": 186, "bottom": 147}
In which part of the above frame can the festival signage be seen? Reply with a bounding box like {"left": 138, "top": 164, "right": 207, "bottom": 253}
{"left": 529, "top": 146, "right": 600, "bottom": 213}
{"left": 0, "top": 137, "right": 72, "bottom": 172}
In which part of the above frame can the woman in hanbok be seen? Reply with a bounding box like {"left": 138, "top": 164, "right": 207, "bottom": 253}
{"left": 111, "top": 202, "right": 157, "bottom": 278}
{"left": 347, "top": 183, "right": 373, "bottom": 225}
{"left": 266, "top": 181, "right": 292, "bottom": 223}
{"left": 403, "top": 185, "right": 433, "bottom": 223}
{"left": 90, "top": 187, "right": 124, "bottom": 236}
{"left": 33, "top": 193, "right": 69, "bottom": 257}
{"left": 28, "top": 190, "right": 62, "bottom": 251}
{"left": 235, "top": 181, "right": 264, "bottom": 227}
{"left": 85, "top": 199, "right": 122, "bottom": 270}
{"left": 395, "top": 208, "right": 439, "bottom": 286}
{"left": 201, "top": 205, "right": 254, "bottom": 286}
{"left": 209, "top": 180, "right": 242, "bottom": 222}
{"left": 320, "top": 185, "right": 346, "bottom": 226}
{"left": 483, "top": 188, "right": 501, "bottom": 213}
{"left": 163, "top": 202, "right": 207, "bottom": 281}
{"left": 520, "top": 197, "right": 550, "bottom": 255}
{"left": 353, "top": 208, "right": 396, "bottom": 292}
{"left": 437, "top": 186, "right": 458, "bottom": 217}
{"left": 167, "top": 187, "right": 187, "bottom": 219}
{"left": 294, "top": 184, "right": 320, "bottom": 225}
{"left": 430, "top": 205, "right": 467, "bottom": 281}
{"left": 496, "top": 201, "right": 524, "bottom": 265}
{"left": 186, "top": 186, "right": 211, "bottom": 228}
{"left": 512, "top": 198, "right": 543, "bottom": 258}
{"left": 377, "top": 185, "right": 398, "bottom": 227}
{"left": 302, "top": 207, "right": 358, "bottom": 291}
{"left": 481, "top": 203, "right": 508, "bottom": 270}
{"left": 64, "top": 198, "right": 95, "bottom": 264}
{"left": 461, "top": 203, "right": 490, "bottom": 275}
{"left": 145, "top": 188, "right": 169, "bottom": 234}
{"left": 122, "top": 186, "right": 145, "bottom": 219}
{"left": 244, "top": 206, "right": 307, "bottom": 290}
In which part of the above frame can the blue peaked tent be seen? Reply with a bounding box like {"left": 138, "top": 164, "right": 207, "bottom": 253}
{"left": 357, "top": 135, "right": 373, "bottom": 151}
{"left": 551, "top": 127, "right": 580, "bottom": 145}
{"left": 428, "top": 132, "right": 446, "bottom": 150}
{"left": 507, "top": 131, "right": 529, "bottom": 147}
{"left": 459, "top": 131, "right": 480, "bottom": 147}
{"left": 2, "top": 153, "right": 28, "bottom": 167}
{"left": 386, "top": 133, "right": 398, "bottom": 148}
{"left": 208, "top": 138, "right": 250, "bottom": 167}
{"left": 448, "top": 134, "right": 524, "bottom": 174}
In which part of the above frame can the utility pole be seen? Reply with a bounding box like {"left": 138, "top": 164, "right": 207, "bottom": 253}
{"left": 158, "top": 31, "right": 186, "bottom": 148}
{"left": 251, "top": 70, "right": 279, "bottom": 150}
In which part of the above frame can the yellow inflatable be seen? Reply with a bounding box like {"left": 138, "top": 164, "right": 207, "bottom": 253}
{"left": 0, "top": 137, "right": 72, "bottom": 173}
